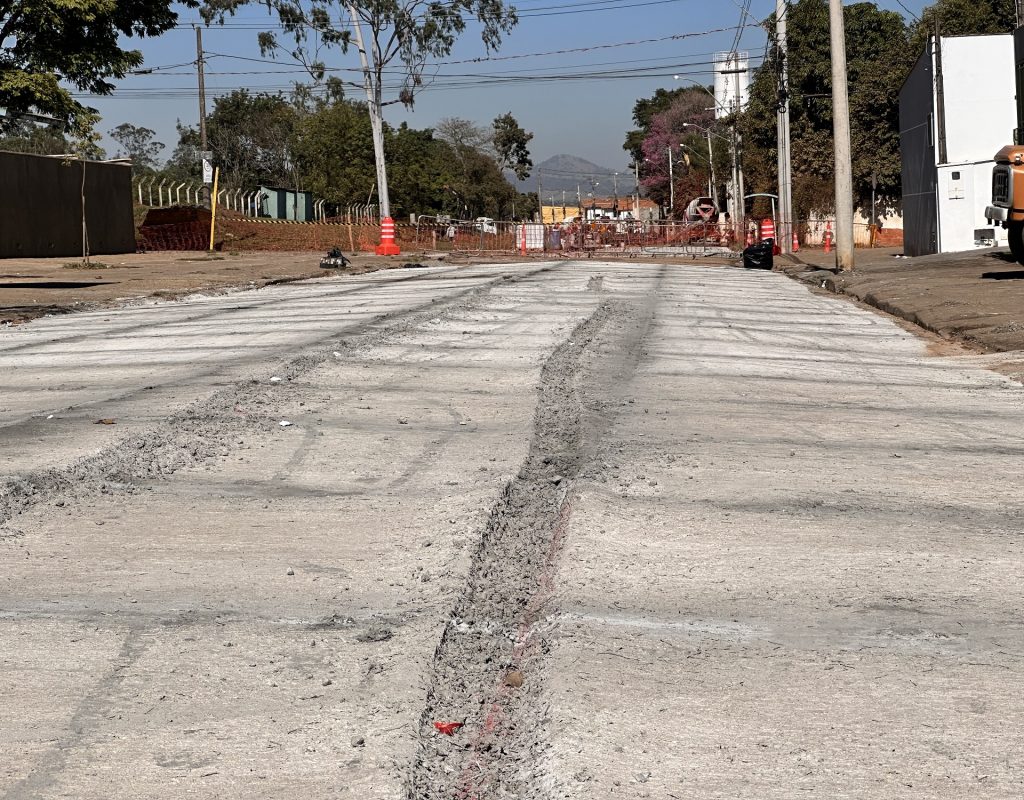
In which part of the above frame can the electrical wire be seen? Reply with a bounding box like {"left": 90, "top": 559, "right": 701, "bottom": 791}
{"left": 178, "top": 24, "right": 762, "bottom": 74}
{"left": 134, "top": 52, "right": 757, "bottom": 79}
{"left": 70, "top": 63, "right": 748, "bottom": 100}
{"left": 172, "top": 0, "right": 701, "bottom": 28}
{"left": 893, "top": 0, "right": 922, "bottom": 23}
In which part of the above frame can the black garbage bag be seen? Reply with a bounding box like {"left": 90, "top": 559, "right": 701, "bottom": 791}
{"left": 743, "top": 239, "right": 774, "bottom": 270}
{"left": 320, "top": 247, "right": 351, "bottom": 269}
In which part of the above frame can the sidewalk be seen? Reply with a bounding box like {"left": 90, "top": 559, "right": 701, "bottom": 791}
{"left": 778, "top": 245, "right": 1024, "bottom": 354}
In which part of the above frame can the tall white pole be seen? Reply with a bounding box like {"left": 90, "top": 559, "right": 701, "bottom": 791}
{"left": 776, "top": 0, "right": 793, "bottom": 254}
{"left": 829, "top": 0, "right": 855, "bottom": 269}
{"left": 347, "top": 3, "right": 390, "bottom": 221}
{"left": 707, "top": 130, "right": 717, "bottom": 208}
{"left": 734, "top": 54, "right": 746, "bottom": 232}
{"left": 667, "top": 146, "right": 674, "bottom": 218}
{"left": 634, "top": 161, "right": 640, "bottom": 216}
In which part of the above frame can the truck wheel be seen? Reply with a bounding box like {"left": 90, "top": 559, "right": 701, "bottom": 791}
{"left": 1009, "top": 223, "right": 1024, "bottom": 264}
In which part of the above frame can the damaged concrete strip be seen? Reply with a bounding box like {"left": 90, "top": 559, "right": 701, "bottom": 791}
{"left": 0, "top": 268, "right": 554, "bottom": 530}
{"left": 408, "top": 270, "right": 663, "bottom": 799}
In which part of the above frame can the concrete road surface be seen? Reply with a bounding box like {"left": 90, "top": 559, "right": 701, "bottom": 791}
{"left": 1, "top": 261, "right": 1022, "bottom": 799}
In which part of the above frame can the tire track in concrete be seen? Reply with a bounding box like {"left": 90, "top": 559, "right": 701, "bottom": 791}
{"left": 0, "top": 267, "right": 559, "bottom": 531}
{"left": 1, "top": 629, "right": 149, "bottom": 800}
{"left": 0, "top": 266, "right": 471, "bottom": 357}
{"left": 407, "top": 266, "right": 664, "bottom": 799}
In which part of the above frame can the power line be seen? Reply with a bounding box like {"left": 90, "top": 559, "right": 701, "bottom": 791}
{"left": 173, "top": 0, "right": 702, "bottom": 28}
{"left": 893, "top": 0, "right": 922, "bottom": 23}
{"left": 194, "top": 24, "right": 760, "bottom": 72}
{"left": 132, "top": 53, "right": 753, "bottom": 79}
{"left": 71, "top": 63, "right": 749, "bottom": 100}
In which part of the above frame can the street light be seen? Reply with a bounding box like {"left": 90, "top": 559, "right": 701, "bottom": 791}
{"left": 682, "top": 123, "right": 717, "bottom": 209}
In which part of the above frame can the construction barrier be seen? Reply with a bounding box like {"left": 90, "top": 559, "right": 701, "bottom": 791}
{"left": 136, "top": 207, "right": 901, "bottom": 256}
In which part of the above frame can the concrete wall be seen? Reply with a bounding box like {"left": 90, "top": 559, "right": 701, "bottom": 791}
{"left": 0, "top": 151, "right": 135, "bottom": 258}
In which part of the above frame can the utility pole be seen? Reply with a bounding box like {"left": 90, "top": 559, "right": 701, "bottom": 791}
{"left": 634, "top": 160, "right": 640, "bottom": 217}
{"left": 730, "top": 126, "right": 740, "bottom": 235}
{"left": 733, "top": 57, "right": 746, "bottom": 234}
{"left": 195, "top": 26, "right": 208, "bottom": 152}
{"left": 829, "top": 0, "right": 855, "bottom": 269}
{"left": 704, "top": 130, "right": 717, "bottom": 209}
{"left": 347, "top": 3, "right": 391, "bottom": 222}
{"left": 667, "top": 147, "right": 674, "bottom": 218}
{"left": 195, "top": 25, "right": 211, "bottom": 207}
{"left": 537, "top": 169, "right": 543, "bottom": 224}
{"left": 613, "top": 172, "right": 619, "bottom": 216}
{"left": 717, "top": 53, "right": 748, "bottom": 238}
{"left": 775, "top": 0, "right": 793, "bottom": 254}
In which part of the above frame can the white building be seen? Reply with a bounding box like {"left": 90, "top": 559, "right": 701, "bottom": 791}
{"left": 713, "top": 51, "right": 749, "bottom": 118}
{"left": 899, "top": 34, "right": 1016, "bottom": 256}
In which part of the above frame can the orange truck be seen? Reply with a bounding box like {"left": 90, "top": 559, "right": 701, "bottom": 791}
{"left": 985, "top": 145, "right": 1024, "bottom": 262}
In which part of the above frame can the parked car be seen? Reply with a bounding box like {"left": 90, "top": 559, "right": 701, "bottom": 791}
{"left": 473, "top": 217, "right": 497, "bottom": 234}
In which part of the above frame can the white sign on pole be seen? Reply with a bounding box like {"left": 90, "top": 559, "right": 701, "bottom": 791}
{"left": 202, "top": 159, "right": 214, "bottom": 184}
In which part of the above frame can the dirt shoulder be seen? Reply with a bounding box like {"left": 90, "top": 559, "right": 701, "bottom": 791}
{"left": 779, "top": 246, "right": 1024, "bottom": 354}
{"left": 0, "top": 250, "right": 450, "bottom": 326}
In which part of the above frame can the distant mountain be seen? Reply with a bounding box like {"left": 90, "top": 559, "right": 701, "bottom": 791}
{"left": 514, "top": 154, "right": 638, "bottom": 199}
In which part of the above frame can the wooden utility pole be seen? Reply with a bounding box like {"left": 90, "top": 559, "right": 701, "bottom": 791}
{"left": 829, "top": 0, "right": 855, "bottom": 270}
{"left": 196, "top": 26, "right": 207, "bottom": 151}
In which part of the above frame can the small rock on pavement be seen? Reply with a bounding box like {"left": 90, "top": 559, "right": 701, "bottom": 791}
{"left": 504, "top": 670, "right": 524, "bottom": 688}
{"left": 550, "top": 475, "right": 564, "bottom": 485}
{"left": 286, "top": 567, "right": 295, "bottom": 575}
{"left": 351, "top": 736, "right": 365, "bottom": 748}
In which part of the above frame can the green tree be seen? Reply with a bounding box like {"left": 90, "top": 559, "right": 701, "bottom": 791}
{"left": 386, "top": 123, "right": 451, "bottom": 217}
{"left": 492, "top": 112, "right": 533, "bottom": 181}
{"left": 109, "top": 123, "right": 165, "bottom": 172}
{"left": 213, "top": 91, "right": 301, "bottom": 190}
{"left": 202, "top": 0, "right": 518, "bottom": 221}
{"left": 914, "top": 0, "right": 1015, "bottom": 48}
{"left": 292, "top": 98, "right": 376, "bottom": 206}
{"left": 162, "top": 122, "right": 203, "bottom": 183}
{"left": 1, "top": 0, "right": 196, "bottom": 136}
{"left": 431, "top": 116, "right": 521, "bottom": 218}
{"left": 739, "top": 0, "right": 912, "bottom": 215}
{"left": 0, "top": 119, "right": 71, "bottom": 155}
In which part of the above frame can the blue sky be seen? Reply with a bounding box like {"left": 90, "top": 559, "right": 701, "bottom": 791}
{"left": 87, "top": 0, "right": 927, "bottom": 174}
